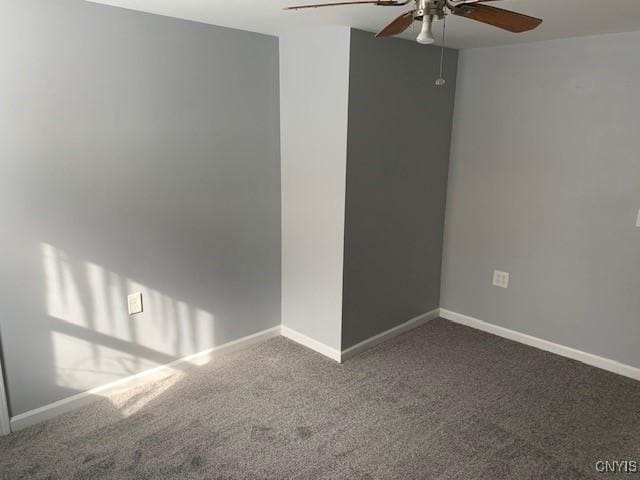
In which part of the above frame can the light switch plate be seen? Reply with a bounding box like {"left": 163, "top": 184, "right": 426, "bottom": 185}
{"left": 636, "top": 209, "right": 640, "bottom": 227}
{"left": 128, "top": 292, "right": 143, "bottom": 315}
{"left": 493, "top": 270, "right": 510, "bottom": 289}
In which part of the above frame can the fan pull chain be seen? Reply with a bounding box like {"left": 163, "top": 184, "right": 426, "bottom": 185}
{"left": 435, "top": 15, "right": 447, "bottom": 87}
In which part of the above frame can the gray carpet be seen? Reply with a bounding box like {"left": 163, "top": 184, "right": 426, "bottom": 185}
{"left": 1, "top": 318, "right": 639, "bottom": 480}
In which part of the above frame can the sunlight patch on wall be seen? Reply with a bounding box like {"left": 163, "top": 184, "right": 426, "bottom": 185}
{"left": 42, "top": 243, "right": 87, "bottom": 328}
{"left": 40, "top": 242, "right": 215, "bottom": 392}
{"left": 51, "top": 332, "right": 159, "bottom": 390}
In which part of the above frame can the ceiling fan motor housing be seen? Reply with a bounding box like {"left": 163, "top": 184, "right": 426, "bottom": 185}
{"left": 416, "top": 0, "right": 446, "bottom": 21}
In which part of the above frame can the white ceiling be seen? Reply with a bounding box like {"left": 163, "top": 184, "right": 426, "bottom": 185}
{"left": 88, "top": 0, "right": 640, "bottom": 49}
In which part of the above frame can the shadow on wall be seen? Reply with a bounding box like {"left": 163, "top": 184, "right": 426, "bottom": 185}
{"left": 39, "top": 242, "right": 215, "bottom": 394}
{"left": 0, "top": 239, "right": 225, "bottom": 418}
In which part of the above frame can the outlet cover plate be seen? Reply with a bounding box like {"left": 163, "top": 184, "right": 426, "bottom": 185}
{"left": 128, "top": 292, "right": 143, "bottom": 315}
{"left": 493, "top": 270, "right": 510, "bottom": 289}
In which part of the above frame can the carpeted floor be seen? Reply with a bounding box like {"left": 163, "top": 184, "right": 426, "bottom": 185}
{"left": 1, "top": 318, "right": 639, "bottom": 480}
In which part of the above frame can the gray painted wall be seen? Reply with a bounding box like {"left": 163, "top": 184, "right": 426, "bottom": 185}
{"left": 0, "top": 0, "right": 281, "bottom": 415}
{"left": 280, "top": 27, "right": 351, "bottom": 351}
{"left": 442, "top": 31, "right": 640, "bottom": 369}
{"left": 341, "top": 30, "right": 458, "bottom": 349}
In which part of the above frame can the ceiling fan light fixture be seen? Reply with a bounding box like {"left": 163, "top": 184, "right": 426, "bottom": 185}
{"left": 416, "top": 15, "right": 435, "bottom": 44}
{"left": 284, "top": 0, "right": 544, "bottom": 46}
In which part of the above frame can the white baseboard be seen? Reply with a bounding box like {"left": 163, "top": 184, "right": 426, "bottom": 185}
{"left": 11, "top": 309, "right": 638, "bottom": 433}
{"left": 341, "top": 308, "right": 440, "bottom": 361}
{"left": 10, "top": 326, "right": 281, "bottom": 432}
{"left": 439, "top": 309, "right": 640, "bottom": 382}
{"left": 280, "top": 326, "right": 342, "bottom": 363}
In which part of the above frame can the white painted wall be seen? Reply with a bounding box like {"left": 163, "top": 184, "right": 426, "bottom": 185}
{"left": 442, "top": 30, "right": 640, "bottom": 369}
{"left": 280, "top": 27, "right": 351, "bottom": 351}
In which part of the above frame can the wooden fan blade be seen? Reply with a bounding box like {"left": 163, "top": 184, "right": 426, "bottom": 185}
{"left": 453, "top": 4, "right": 542, "bottom": 33}
{"left": 375, "top": 10, "right": 415, "bottom": 38}
{"left": 284, "top": 1, "right": 401, "bottom": 10}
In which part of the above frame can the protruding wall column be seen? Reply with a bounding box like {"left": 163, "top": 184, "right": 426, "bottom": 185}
{"left": 280, "top": 27, "right": 351, "bottom": 360}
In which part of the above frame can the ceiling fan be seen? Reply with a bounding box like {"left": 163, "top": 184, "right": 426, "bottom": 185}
{"left": 284, "top": 0, "right": 542, "bottom": 45}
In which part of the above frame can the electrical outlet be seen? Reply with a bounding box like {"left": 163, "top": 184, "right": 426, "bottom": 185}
{"left": 493, "top": 270, "right": 510, "bottom": 289}
{"left": 128, "top": 292, "right": 143, "bottom": 315}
